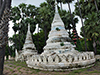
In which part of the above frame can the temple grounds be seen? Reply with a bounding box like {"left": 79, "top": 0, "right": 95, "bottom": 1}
{"left": 4, "top": 60, "right": 100, "bottom": 75}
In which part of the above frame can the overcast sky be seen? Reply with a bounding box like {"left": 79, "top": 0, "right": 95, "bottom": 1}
{"left": 12, "top": 0, "right": 45, "bottom": 7}
{"left": 9, "top": 0, "right": 82, "bottom": 37}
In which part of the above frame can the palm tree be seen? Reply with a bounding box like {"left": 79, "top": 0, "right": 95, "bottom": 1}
{"left": 37, "top": 2, "right": 54, "bottom": 45}
{"left": 63, "top": 0, "right": 78, "bottom": 43}
{"left": 0, "top": 0, "right": 11, "bottom": 74}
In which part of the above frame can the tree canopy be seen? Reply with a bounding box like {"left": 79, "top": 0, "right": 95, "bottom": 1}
{"left": 75, "top": 0, "right": 100, "bottom": 54}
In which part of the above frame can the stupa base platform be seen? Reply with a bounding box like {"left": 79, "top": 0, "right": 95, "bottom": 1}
{"left": 27, "top": 64, "right": 94, "bottom": 71}
{"left": 26, "top": 51, "right": 95, "bottom": 71}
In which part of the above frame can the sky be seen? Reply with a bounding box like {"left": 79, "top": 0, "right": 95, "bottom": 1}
{"left": 8, "top": 0, "right": 82, "bottom": 37}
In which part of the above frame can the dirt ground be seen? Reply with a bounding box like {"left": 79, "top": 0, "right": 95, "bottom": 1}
{"left": 3, "top": 60, "right": 100, "bottom": 75}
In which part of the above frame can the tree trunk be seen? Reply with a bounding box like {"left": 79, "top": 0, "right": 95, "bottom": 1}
{"left": 77, "top": 0, "right": 87, "bottom": 51}
{"left": 60, "top": 2, "right": 62, "bottom": 11}
{"left": 93, "top": 37, "right": 97, "bottom": 55}
{"left": 18, "top": 34, "right": 20, "bottom": 50}
{"left": 94, "top": 0, "right": 99, "bottom": 12}
{"left": 15, "top": 32, "right": 17, "bottom": 49}
{"left": 0, "top": 0, "right": 2, "bottom": 8}
{"left": 0, "top": 0, "right": 6, "bottom": 18}
{"left": 94, "top": 0, "right": 100, "bottom": 19}
{"left": 8, "top": 46, "right": 11, "bottom": 56}
{"left": 68, "top": 27, "right": 71, "bottom": 38}
{"left": 44, "top": 25, "right": 47, "bottom": 45}
{"left": 0, "top": 9, "right": 10, "bottom": 75}
{"left": 0, "top": 47, "right": 5, "bottom": 75}
{"left": 67, "top": 1, "right": 78, "bottom": 39}
{"left": 0, "top": 0, "right": 11, "bottom": 74}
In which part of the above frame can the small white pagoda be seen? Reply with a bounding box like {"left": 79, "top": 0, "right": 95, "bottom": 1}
{"left": 26, "top": 0, "right": 95, "bottom": 71}
{"left": 15, "top": 24, "right": 37, "bottom": 61}
{"left": 22, "top": 24, "right": 37, "bottom": 56}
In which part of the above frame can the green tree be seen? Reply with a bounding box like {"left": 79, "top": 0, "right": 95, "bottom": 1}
{"left": 5, "top": 45, "right": 15, "bottom": 58}
{"left": 35, "top": 2, "right": 55, "bottom": 45}
{"left": 10, "top": 3, "right": 37, "bottom": 35}
{"left": 9, "top": 33, "right": 26, "bottom": 51}
{"left": 32, "top": 30, "right": 45, "bottom": 54}
{"left": 75, "top": 0, "right": 100, "bottom": 19}
{"left": 63, "top": 0, "right": 79, "bottom": 43}
{"left": 75, "top": 0, "right": 100, "bottom": 54}
{"left": 84, "top": 12, "right": 100, "bottom": 54}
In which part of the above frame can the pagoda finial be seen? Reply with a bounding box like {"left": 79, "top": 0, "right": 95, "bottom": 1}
{"left": 28, "top": 23, "right": 30, "bottom": 32}
{"left": 55, "top": 0, "right": 58, "bottom": 13}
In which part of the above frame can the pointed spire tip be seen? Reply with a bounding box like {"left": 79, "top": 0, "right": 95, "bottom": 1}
{"left": 55, "top": 0, "right": 58, "bottom": 13}
{"left": 28, "top": 23, "right": 30, "bottom": 32}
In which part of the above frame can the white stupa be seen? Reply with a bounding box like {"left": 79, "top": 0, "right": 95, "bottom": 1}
{"left": 15, "top": 24, "right": 37, "bottom": 61}
{"left": 22, "top": 24, "right": 37, "bottom": 56}
{"left": 26, "top": 0, "right": 95, "bottom": 71}
{"left": 43, "top": 0, "right": 75, "bottom": 54}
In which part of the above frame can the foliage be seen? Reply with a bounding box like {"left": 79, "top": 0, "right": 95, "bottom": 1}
{"left": 60, "top": 42, "right": 64, "bottom": 46}
{"left": 75, "top": 0, "right": 100, "bottom": 39}
{"left": 75, "top": 0, "right": 100, "bottom": 19}
{"left": 75, "top": 38, "right": 93, "bottom": 52}
{"left": 96, "top": 38, "right": 100, "bottom": 54}
{"left": 75, "top": 0, "right": 100, "bottom": 54}
{"left": 5, "top": 45, "right": 15, "bottom": 58}
{"left": 76, "top": 38, "right": 100, "bottom": 54}
{"left": 56, "top": 27, "right": 60, "bottom": 31}
{"left": 9, "top": 33, "right": 26, "bottom": 51}
{"left": 10, "top": 3, "right": 37, "bottom": 35}
{"left": 32, "top": 30, "right": 45, "bottom": 54}
{"left": 35, "top": 2, "right": 54, "bottom": 33}
{"left": 62, "top": 0, "right": 74, "bottom": 3}
{"left": 84, "top": 12, "right": 100, "bottom": 39}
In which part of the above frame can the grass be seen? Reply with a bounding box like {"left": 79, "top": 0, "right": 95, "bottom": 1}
{"left": 17, "top": 67, "right": 22, "bottom": 71}
{"left": 30, "top": 71, "right": 34, "bottom": 74}
{"left": 9, "top": 65, "right": 13, "bottom": 67}
{"left": 13, "top": 74, "right": 17, "bottom": 75}
{"left": 4, "top": 67, "right": 8, "bottom": 70}
{"left": 87, "top": 70, "right": 100, "bottom": 73}
{"left": 4, "top": 60, "right": 100, "bottom": 75}
{"left": 26, "top": 69, "right": 30, "bottom": 71}
{"left": 34, "top": 69, "right": 41, "bottom": 73}
{"left": 9, "top": 69, "right": 13, "bottom": 72}
{"left": 72, "top": 67, "right": 89, "bottom": 73}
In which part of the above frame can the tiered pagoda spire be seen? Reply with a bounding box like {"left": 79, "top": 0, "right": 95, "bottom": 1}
{"left": 22, "top": 24, "right": 37, "bottom": 55}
